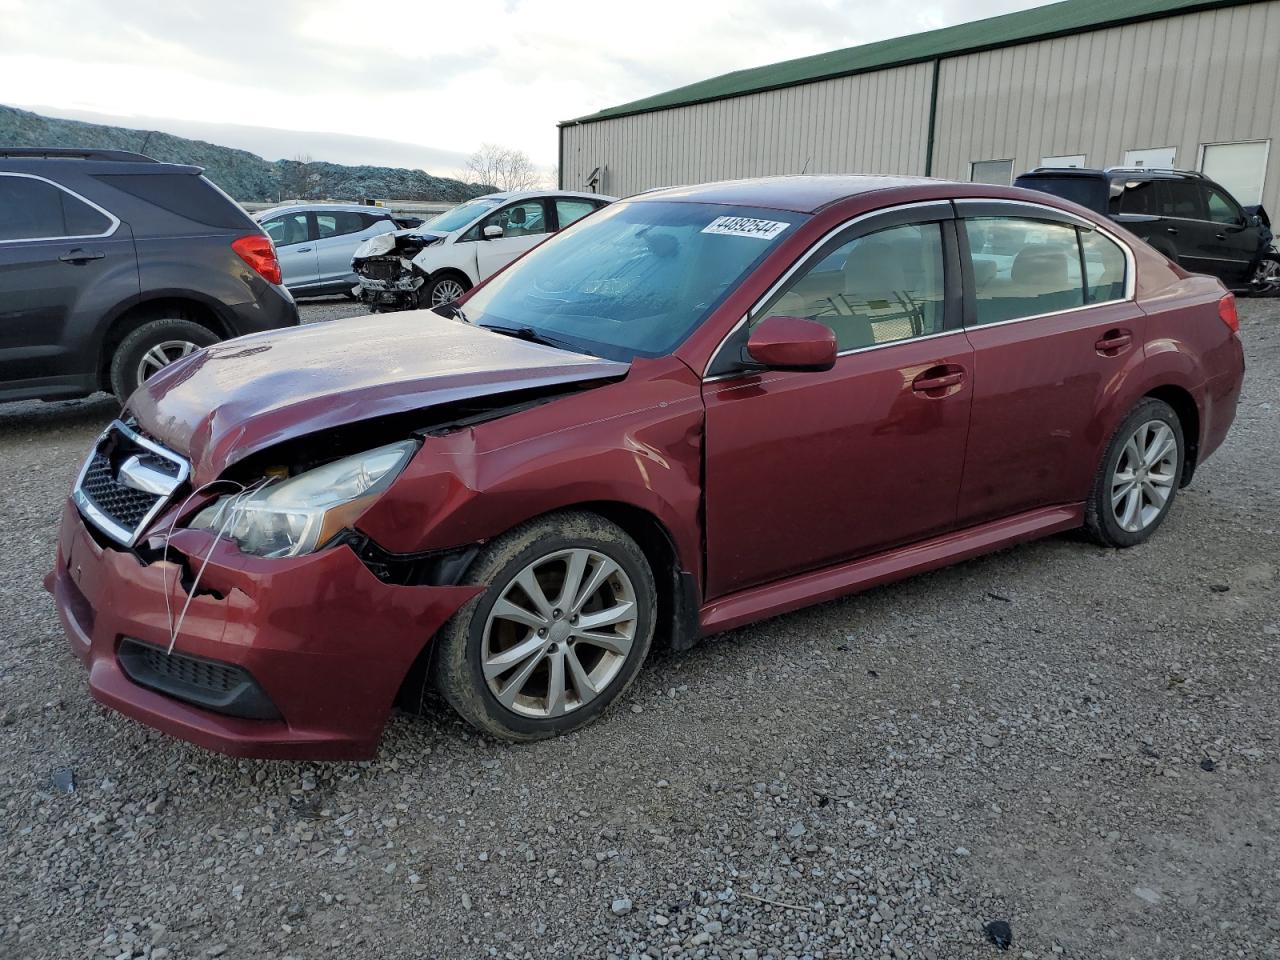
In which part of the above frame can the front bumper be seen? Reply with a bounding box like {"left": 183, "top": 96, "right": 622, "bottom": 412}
{"left": 46, "top": 500, "right": 478, "bottom": 760}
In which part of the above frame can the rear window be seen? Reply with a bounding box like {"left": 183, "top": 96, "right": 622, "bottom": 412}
{"left": 0, "top": 175, "right": 112, "bottom": 240}
{"left": 93, "top": 173, "right": 253, "bottom": 229}
{"left": 1015, "top": 176, "right": 1106, "bottom": 211}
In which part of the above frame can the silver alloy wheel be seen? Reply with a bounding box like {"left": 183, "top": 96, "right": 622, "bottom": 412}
{"left": 481, "top": 548, "right": 638, "bottom": 719}
{"left": 430, "top": 278, "right": 466, "bottom": 306}
{"left": 136, "top": 339, "right": 200, "bottom": 384}
{"left": 1252, "top": 257, "right": 1280, "bottom": 295}
{"left": 1111, "top": 419, "right": 1179, "bottom": 533}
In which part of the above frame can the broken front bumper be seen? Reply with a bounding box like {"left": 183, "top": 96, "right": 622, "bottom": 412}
{"left": 45, "top": 500, "right": 478, "bottom": 760}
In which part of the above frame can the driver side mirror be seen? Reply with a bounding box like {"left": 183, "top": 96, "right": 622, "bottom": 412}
{"left": 483, "top": 225, "right": 504, "bottom": 240}
{"left": 745, "top": 316, "right": 837, "bottom": 372}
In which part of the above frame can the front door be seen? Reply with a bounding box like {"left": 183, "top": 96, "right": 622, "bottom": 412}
{"left": 954, "top": 202, "right": 1147, "bottom": 525}
{"left": 1199, "top": 182, "right": 1261, "bottom": 285}
{"left": 703, "top": 207, "right": 973, "bottom": 598}
{"left": 474, "top": 199, "right": 552, "bottom": 280}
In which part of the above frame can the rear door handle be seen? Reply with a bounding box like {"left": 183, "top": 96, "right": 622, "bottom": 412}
{"left": 911, "top": 367, "right": 965, "bottom": 395}
{"left": 296, "top": 246, "right": 313, "bottom": 253}
{"left": 59, "top": 249, "right": 104, "bottom": 263}
{"left": 1215, "top": 232, "right": 1227, "bottom": 240}
{"left": 1165, "top": 227, "right": 1179, "bottom": 235}
{"left": 1095, "top": 330, "right": 1132, "bottom": 355}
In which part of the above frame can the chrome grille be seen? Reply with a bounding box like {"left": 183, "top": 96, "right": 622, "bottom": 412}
{"left": 72, "top": 420, "right": 189, "bottom": 546}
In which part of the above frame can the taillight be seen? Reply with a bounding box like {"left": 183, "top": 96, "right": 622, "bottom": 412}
{"left": 1217, "top": 292, "right": 1239, "bottom": 333}
{"left": 232, "top": 234, "right": 282, "bottom": 285}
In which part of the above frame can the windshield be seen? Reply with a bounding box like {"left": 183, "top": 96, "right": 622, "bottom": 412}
{"left": 422, "top": 197, "right": 504, "bottom": 233}
{"left": 459, "top": 200, "right": 806, "bottom": 361}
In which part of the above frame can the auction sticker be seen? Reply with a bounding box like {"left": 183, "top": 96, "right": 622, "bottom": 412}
{"left": 701, "top": 216, "right": 790, "bottom": 240}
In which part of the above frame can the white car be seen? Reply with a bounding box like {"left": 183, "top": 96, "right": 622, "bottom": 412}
{"left": 351, "top": 190, "right": 615, "bottom": 310}
{"left": 256, "top": 203, "right": 411, "bottom": 297}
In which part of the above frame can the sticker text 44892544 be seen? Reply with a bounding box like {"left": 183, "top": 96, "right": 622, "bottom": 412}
{"left": 701, "top": 216, "right": 790, "bottom": 240}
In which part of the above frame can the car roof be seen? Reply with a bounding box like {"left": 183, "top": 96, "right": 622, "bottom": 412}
{"left": 472, "top": 190, "right": 618, "bottom": 203}
{"left": 630, "top": 175, "right": 943, "bottom": 213}
{"left": 254, "top": 202, "right": 394, "bottom": 219}
{"left": 1020, "top": 167, "right": 1208, "bottom": 183}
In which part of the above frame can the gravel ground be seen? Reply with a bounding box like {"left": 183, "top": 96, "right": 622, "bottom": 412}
{"left": 1, "top": 298, "right": 1277, "bottom": 960}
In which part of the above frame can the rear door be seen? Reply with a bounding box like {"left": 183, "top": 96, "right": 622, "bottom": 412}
{"left": 955, "top": 201, "right": 1145, "bottom": 525}
{"left": 260, "top": 211, "right": 318, "bottom": 290}
{"left": 473, "top": 199, "right": 552, "bottom": 280}
{"left": 0, "top": 172, "right": 137, "bottom": 387}
{"left": 702, "top": 203, "right": 973, "bottom": 597}
{"left": 314, "top": 210, "right": 392, "bottom": 287}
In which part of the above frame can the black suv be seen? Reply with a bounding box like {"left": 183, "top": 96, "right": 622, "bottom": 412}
{"left": 1015, "top": 167, "right": 1279, "bottom": 294}
{"left": 0, "top": 148, "right": 299, "bottom": 403}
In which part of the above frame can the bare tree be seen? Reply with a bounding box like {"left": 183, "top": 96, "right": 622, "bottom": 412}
{"left": 463, "top": 143, "right": 541, "bottom": 192}
{"left": 277, "top": 153, "right": 315, "bottom": 201}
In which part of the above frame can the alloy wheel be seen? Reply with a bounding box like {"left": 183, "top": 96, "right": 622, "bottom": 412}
{"left": 135, "top": 339, "right": 200, "bottom": 384}
{"left": 481, "top": 548, "right": 638, "bottom": 719}
{"left": 1110, "top": 420, "right": 1179, "bottom": 533}
{"left": 1252, "top": 257, "right": 1280, "bottom": 295}
{"left": 430, "top": 278, "right": 466, "bottom": 306}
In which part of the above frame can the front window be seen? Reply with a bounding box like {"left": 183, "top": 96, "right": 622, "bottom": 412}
{"left": 421, "top": 197, "right": 504, "bottom": 234}
{"left": 457, "top": 201, "right": 806, "bottom": 361}
{"left": 262, "top": 212, "right": 309, "bottom": 247}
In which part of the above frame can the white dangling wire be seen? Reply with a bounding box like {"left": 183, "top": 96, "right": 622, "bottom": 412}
{"left": 161, "top": 477, "right": 271, "bottom": 655}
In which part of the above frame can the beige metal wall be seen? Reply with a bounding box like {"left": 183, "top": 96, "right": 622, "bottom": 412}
{"left": 561, "top": 62, "right": 934, "bottom": 198}
{"left": 931, "top": 1, "right": 1280, "bottom": 211}
{"left": 562, "top": 1, "right": 1280, "bottom": 211}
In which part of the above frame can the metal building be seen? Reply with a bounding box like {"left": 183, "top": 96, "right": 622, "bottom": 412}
{"left": 559, "top": 0, "right": 1280, "bottom": 211}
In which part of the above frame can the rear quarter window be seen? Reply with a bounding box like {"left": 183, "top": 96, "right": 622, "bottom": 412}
{"left": 93, "top": 173, "right": 254, "bottom": 229}
{"left": 1015, "top": 176, "right": 1106, "bottom": 212}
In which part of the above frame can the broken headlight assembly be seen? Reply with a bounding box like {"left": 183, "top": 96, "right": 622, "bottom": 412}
{"left": 189, "top": 440, "right": 418, "bottom": 558}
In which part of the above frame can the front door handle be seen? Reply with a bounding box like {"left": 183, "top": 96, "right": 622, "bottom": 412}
{"left": 1165, "top": 227, "right": 1179, "bottom": 235}
{"left": 1215, "top": 232, "right": 1227, "bottom": 240}
{"left": 1095, "top": 329, "right": 1132, "bottom": 355}
{"left": 59, "top": 249, "right": 104, "bottom": 263}
{"left": 911, "top": 365, "right": 965, "bottom": 396}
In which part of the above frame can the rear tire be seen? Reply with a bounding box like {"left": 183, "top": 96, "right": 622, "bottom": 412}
{"left": 433, "top": 511, "right": 656, "bottom": 741}
{"left": 108, "top": 318, "right": 220, "bottom": 402}
{"left": 1084, "top": 398, "right": 1184, "bottom": 547}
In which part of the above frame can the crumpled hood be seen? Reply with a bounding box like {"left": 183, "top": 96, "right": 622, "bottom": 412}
{"left": 129, "top": 311, "right": 629, "bottom": 485}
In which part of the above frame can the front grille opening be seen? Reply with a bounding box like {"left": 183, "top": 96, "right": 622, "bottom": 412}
{"left": 73, "top": 421, "right": 190, "bottom": 546}
{"left": 117, "top": 638, "right": 280, "bottom": 720}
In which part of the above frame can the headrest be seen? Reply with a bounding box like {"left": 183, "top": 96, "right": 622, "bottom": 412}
{"left": 510, "top": 206, "right": 527, "bottom": 225}
{"left": 1011, "top": 247, "right": 1068, "bottom": 286}
{"left": 844, "top": 240, "right": 907, "bottom": 297}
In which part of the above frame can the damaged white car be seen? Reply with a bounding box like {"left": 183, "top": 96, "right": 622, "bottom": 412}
{"left": 351, "top": 190, "right": 616, "bottom": 310}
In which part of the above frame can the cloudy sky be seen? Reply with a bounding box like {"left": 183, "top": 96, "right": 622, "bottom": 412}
{"left": 0, "top": 0, "right": 1048, "bottom": 175}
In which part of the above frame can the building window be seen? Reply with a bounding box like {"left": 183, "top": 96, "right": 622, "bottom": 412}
{"left": 1122, "top": 147, "right": 1176, "bottom": 170}
{"left": 1041, "top": 154, "right": 1086, "bottom": 168}
{"left": 1199, "top": 140, "right": 1270, "bottom": 206}
{"left": 971, "top": 160, "right": 1014, "bottom": 185}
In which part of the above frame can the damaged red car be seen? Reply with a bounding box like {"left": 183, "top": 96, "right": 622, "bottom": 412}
{"left": 48, "top": 176, "right": 1244, "bottom": 759}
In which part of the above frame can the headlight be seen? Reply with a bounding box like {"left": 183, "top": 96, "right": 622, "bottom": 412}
{"left": 189, "top": 440, "right": 418, "bottom": 558}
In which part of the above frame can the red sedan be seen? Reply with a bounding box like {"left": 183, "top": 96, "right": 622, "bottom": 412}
{"left": 47, "top": 176, "right": 1244, "bottom": 759}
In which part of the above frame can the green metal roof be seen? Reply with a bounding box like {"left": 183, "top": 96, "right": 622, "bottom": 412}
{"left": 564, "top": 0, "right": 1255, "bottom": 125}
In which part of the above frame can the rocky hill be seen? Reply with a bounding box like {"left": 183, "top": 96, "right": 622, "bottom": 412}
{"left": 0, "top": 105, "right": 490, "bottom": 202}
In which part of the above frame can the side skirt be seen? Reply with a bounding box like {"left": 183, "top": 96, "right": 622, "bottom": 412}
{"left": 699, "top": 504, "right": 1084, "bottom": 634}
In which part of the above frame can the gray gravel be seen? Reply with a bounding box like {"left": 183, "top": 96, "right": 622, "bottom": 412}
{"left": 1, "top": 298, "right": 1277, "bottom": 959}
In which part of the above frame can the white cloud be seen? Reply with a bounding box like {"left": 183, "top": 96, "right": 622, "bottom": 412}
{"left": 0, "top": 0, "right": 1048, "bottom": 169}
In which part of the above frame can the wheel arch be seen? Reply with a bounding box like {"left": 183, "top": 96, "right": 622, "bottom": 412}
{"left": 1144, "top": 383, "right": 1201, "bottom": 485}
{"left": 96, "top": 295, "right": 230, "bottom": 392}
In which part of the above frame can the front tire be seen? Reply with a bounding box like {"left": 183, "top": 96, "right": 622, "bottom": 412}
{"left": 420, "top": 273, "right": 470, "bottom": 309}
{"left": 1249, "top": 252, "right": 1280, "bottom": 297}
{"left": 433, "top": 512, "right": 656, "bottom": 741}
{"left": 1084, "top": 398, "right": 1184, "bottom": 547}
{"left": 108, "top": 318, "right": 220, "bottom": 402}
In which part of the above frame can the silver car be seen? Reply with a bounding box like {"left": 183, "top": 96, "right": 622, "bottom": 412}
{"left": 255, "top": 203, "right": 406, "bottom": 297}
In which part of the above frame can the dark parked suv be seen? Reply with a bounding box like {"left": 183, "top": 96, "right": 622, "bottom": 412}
{"left": 0, "top": 148, "right": 299, "bottom": 402}
{"left": 1015, "top": 167, "right": 1279, "bottom": 295}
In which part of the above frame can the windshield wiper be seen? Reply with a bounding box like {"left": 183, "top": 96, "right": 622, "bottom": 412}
{"left": 480, "top": 323, "right": 582, "bottom": 352}
{"left": 433, "top": 302, "right": 470, "bottom": 323}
